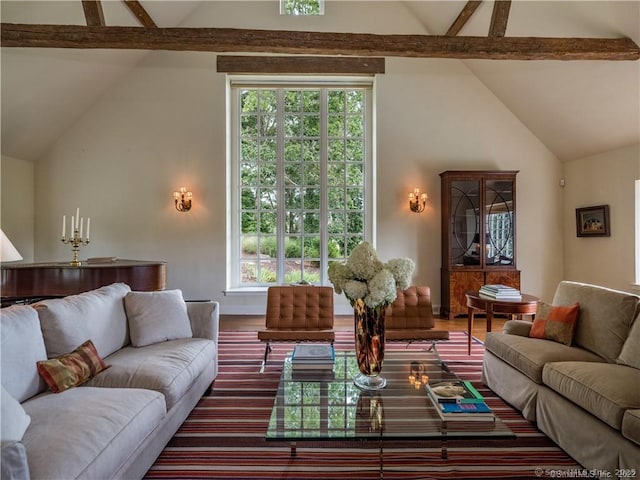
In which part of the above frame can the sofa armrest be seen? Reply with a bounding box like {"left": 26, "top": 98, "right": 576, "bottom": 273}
{"left": 1, "top": 441, "right": 30, "bottom": 480}
{"left": 186, "top": 301, "right": 219, "bottom": 343}
{"left": 503, "top": 319, "right": 533, "bottom": 337}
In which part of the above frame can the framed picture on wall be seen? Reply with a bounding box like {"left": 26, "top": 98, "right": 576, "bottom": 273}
{"left": 576, "top": 205, "right": 610, "bottom": 237}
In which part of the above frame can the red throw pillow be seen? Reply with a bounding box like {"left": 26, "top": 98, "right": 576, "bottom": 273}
{"left": 529, "top": 318, "right": 547, "bottom": 339}
{"left": 529, "top": 302, "right": 580, "bottom": 346}
{"left": 37, "top": 340, "right": 109, "bottom": 393}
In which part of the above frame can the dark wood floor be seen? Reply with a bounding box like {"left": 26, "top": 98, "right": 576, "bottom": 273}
{"left": 219, "top": 314, "right": 507, "bottom": 343}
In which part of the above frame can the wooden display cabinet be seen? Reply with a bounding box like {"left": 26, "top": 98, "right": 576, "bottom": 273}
{"left": 440, "top": 170, "right": 520, "bottom": 320}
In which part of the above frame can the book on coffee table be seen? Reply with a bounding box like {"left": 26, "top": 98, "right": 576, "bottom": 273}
{"left": 291, "top": 344, "right": 335, "bottom": 370}
{"left": 427, "top": 393, "right": 495, "bottom": 422}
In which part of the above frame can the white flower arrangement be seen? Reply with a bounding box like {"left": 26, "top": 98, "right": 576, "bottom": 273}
{"left": 328, "top": 241, "right": 415, "bottom": 309}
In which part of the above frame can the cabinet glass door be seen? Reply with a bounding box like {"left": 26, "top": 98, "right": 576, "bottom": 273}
{"left": 450, "top": 180, "right": 480, "bottom": 267}
{"left": 485, "top": 179, "right": 514, "bottom": 266}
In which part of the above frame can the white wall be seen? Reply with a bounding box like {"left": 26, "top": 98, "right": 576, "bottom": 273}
{"left": 1, "top": 154, "right": 34, "bottom": 262}
{"left": 563, "top": 142, "right": 640, "bottom": 293}
{"left": 375, "top": 57, "right": 563, "bottom": 304}
{"left": 30, "top": 1, "right": 564, "bottom": 312}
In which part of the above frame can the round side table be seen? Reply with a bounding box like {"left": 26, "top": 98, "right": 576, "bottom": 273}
{"left": 465, "top": 291, "right": 539, "bottom": 355}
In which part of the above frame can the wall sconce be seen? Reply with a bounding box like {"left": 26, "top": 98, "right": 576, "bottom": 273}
{"left": 173, "top": 186, "right": 192, "bottom": 212}
{"left": 408, "top": 187, "right": 427, "bottom": 213}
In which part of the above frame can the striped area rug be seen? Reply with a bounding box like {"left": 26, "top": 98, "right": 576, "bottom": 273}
{"left": 145, "top": 331, "right": 581, "bottom": 479}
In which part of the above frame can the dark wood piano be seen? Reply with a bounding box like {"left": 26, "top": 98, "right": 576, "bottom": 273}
{"left": 1, "top": 259, "right": 166, "bottom": 305}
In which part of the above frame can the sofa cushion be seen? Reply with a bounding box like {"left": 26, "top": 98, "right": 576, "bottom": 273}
{"left": 552, "top": 281, "right": 640, "bottom": 363}
{"left": 622, "top": 409, "right": 640, "bottom": 446}
{"left": 529, "top": 302, "right": 580, "bottom": 346}
{"left": 0, "top": 305, "right": 48, "bottom": 402}
{"left": 485, "top": 332, "right": 603, "bottom": 384}
{"left": 542, "top": 361, "right": 640, "bottom": 431}
{"left": 124, "top": 290, "right": 193, "bottom": 347}
{"left": 86, "top": 338, "right": 215, "bottom": 409}
{"left": 617, "top": 314, "right": 640, "bottom": 369}
{"left": 35, "top": 283, "right": 131, "bottom": 358}
{"left": 37, "top": 340, "right": 109, "bottom": 393}
{"left": 1, "top": 441, "right": 30, "bottom": 480}
{"left": 0, "top": 385, "right": 30, "bottom": 442}
{"left": 22, "top": 387, "right": 166, "bottom": 480}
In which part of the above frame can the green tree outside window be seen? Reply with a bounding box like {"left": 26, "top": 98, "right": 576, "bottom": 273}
{"left": 281, "top": 0, "right": 324, "bottom": 15}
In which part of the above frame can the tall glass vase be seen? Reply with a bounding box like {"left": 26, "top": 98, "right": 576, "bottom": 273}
{"left": 353, "top": 298, "right": 387, "bottom": 390}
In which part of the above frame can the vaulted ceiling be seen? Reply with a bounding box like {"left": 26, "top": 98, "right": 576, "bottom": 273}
{"left": 1, "top": 1, "right": 639, "bottom": 163}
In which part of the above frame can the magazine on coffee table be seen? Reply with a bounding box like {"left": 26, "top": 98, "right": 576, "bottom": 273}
{"left": 426, "top": 380, "right": 485, "bottom": 404}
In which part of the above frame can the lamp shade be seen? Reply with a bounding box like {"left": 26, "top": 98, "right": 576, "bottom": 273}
{"left": 0, "top": 229, "right": 23, "bottom": 262}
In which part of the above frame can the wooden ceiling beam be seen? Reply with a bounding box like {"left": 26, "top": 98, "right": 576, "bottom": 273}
{"left": 489, "top": 0, "right": 511, "bottom": 37}
{"left": 1, "top": 24, "right": 638, "bottom": 61}
{"left": 217, "top": 56, "right": 385, "bottom": 74}
{"left": 446, "top": 1, "right": 483, "bottom": 37}
{"left": 81, "top": 1, "right": 105, "bottom": 27}
{"left": 123, "top": 1, "right": 157, "bottom": 28}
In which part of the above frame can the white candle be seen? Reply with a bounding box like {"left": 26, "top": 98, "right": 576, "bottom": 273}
{"left": 71, "top": 216, "right": 75, "bottom": 235}
{"left": 62, "top": 215, "right": 66, "bottom": 238}
{"left": 79, "top": 218, "right": 84, "bottom": 238}
{"left": 86, "top": 218, "right": 90, "bottom": 240}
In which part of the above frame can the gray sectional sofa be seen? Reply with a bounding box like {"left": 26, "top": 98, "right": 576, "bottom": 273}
{"left": 1, "top": 283, "right": 219, "bottom": 480}
{"left": 482, "top": 281, "right": 640, "bottom": 476}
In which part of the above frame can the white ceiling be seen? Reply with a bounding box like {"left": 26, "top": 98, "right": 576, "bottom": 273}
{"left": 1, "top": 1, "right": 201, "bottom": 162}
{"left": 405, "top": 0, "right": 640, "bottom": 162}
{"left": 1, "top": 0, "right": 639, "bottom": 163}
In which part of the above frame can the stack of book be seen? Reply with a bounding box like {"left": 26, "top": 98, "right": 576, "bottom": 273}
{"left": 291, "top": 344, "right": 335, "bottom": 370}
{"left": 479, "top": 284, "right": 522, "bottom": 300}
{"left": 426, "top": 380, "right": 495, "bottom": 422}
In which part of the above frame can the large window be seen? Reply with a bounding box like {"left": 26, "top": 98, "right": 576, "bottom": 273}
{"left": 229, "top": 78, "right": 373, "bottom": 289}
{"left": 280, "top": 0, "right": 324, "bottom": 15}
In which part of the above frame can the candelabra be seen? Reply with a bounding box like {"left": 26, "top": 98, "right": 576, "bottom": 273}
{"left": 61, "top": 229, "right": 89, "bottom": 267}
{"left": 61, "top": 209, "right": 90, "bottom": 267}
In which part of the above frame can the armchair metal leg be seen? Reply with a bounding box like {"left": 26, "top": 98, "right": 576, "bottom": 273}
{"left": 259, "top": 343, "right": 272, "bottom": 373}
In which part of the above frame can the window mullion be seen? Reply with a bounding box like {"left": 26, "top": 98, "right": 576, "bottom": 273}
{"left": 319, "top": 89, "right": 328, "bottom": 284}
{"left": 230, "top": 88, "right": 240, "bottom": 288}
{"left": 276, "top": 90, "right": 286, "bottom": 283}
{"left": 364, "top": 88, "right": 374, "bottom": 244}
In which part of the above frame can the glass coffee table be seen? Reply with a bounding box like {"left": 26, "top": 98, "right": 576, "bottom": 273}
{"left": 266, "top": 349, "right": 514, "bottom": 461}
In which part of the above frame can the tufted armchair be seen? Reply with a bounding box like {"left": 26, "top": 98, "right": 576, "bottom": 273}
{"left": 258, "top": 285, "right": 335, "bottom": 372}
{"left": 386, "top": 286, "right": 449, "bottom": 346}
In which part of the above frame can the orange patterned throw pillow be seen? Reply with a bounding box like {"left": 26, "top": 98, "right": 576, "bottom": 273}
{"left": 529, "top": 302, "right": 580, "bottom": 346}
{"left": 37, "top": 340, "right": 109, "bottom": 393}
